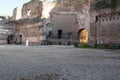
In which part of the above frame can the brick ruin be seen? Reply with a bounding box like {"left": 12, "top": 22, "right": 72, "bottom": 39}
{"left": 0, "top": 0, "right": 119, "bottom": 46}
{"left": 0, "top": 16, "right": 15, "bottom": 44}
{"left": 48, "top": 0, "right": 120, "bottom": 45}
{"left": 22, "top": 0, "right": 42, "bottom": 19}
{"left": 7, "top": 0, "right": 44, "bottom": 44}
{"left": 47, "top": 0, "right": 91, "bottom": 44}
{"left": 90, "top": 0, "right": 120, "bottom": 45}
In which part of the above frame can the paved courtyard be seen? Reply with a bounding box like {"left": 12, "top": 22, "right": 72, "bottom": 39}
{"left": 0, "top": 45, "right": 120, "bottom": 80}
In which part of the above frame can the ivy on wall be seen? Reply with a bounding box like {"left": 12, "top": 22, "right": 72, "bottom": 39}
{"left": 53, "top": 0, "right": 60, "bottom": 3}
{"left": 110, "top": 0, "right": 117, "bottom": 9}
{"left": 95, "top": 0, "right": 117, "bottom": 10}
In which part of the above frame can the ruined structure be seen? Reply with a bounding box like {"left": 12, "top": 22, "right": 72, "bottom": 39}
{"left": 46, "top": 0, "right": 91, "bottom": 44}
{"left": 90, "top": 0, "right": 120, "bottom": 45}
{"left": 48, "top": 12, "right": 78, "bottom": 44}
{"left": 1, "top": 0, "right": 119, "bottom": 46}
{"left": 0, "top": 16, "right": 15, "bottom": 44}
{"left": 22, "top": 0, "right": 42, "bottom": 19}
{"left": 46, "top": 0, "right": 120, "bottom": 45}
{"left": 8, "top": 0, "right": 44, "bottom": 44}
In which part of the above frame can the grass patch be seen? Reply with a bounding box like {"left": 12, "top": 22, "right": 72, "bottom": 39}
{"left": 97, "top": 45, "right": 120, "bottom": 49}
{"left": 76, "top": 44, "right": 94, "bottom": 48}
{"left": 76, "top": 44, "right": 120, "bottom": 49}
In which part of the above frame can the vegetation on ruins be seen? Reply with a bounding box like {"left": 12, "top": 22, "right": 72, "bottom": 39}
{"left": 54, "top": 0, "right": 60, "bottom": 3}
{"left": 76, "top": 44, "right": 120, "bottom": 49}
{"left": 95, "top": 0, "right": 117, "bottom": 10}
{"left": 110, "top": 0, "right": 117, "bottom": 9}
{"left": 18, "top": 16, "right": 43, "bottom": 24}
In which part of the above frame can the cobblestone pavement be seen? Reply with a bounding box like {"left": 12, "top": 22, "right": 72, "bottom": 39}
{"left": 0, "top": 45, "right": 120, "bottom": 80}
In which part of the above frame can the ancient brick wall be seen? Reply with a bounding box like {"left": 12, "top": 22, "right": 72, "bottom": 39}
{"left": 48, "top": 0, "right": 91, "bottom": 44}
{"left": 51, "top": 13, "right": 78, "bottom": 34}
{"left": 90, "top": 12, "right": 120, "bottom": 45}
{"left": 50, "top": 13, "right": 79, "bottom": 44}
{"left": 22, "top": 0, "right": 42, "bottom": 19}
{"left": 0, "top": 17, "right": 15, "bottom": 44}
{"left": 16, "top": 22, "right": 44, "bottom": 43}
{"left": 89, "top": 0, "right": 120, "bottom": 45}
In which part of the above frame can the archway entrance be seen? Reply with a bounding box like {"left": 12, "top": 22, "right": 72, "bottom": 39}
{"left": 78, "top": 29, "right": 88, "bottom": 44}
{"left": 7, "top": 35, "right": 22, "bottom": 45}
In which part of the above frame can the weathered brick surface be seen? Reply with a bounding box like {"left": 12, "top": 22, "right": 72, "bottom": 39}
{"left": 22, "top": 0, "right": 42, "bottom": 19}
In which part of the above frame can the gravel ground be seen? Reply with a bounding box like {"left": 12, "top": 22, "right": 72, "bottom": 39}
{"left": 0, "top": 45, "right": 120, "bottom": 80}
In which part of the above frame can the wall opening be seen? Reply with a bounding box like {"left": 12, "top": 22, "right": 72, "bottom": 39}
{"left": 7, "top": 35, "right": 14, "bottom": 44}
{"left": 27, "top": 9, "right": 31, "bottom": 17}
{"left": 7, "top": 34, "right": 22, "bottom": 45}
{"left": 58, "top": 30, "right": 62, "bottom": 39}
{"left": 78, "top": 29, "right": 88, "bottom": 44}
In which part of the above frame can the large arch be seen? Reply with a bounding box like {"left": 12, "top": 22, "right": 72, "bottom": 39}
{"left": 78, "top": 28, "right": 88, "bottom": 44}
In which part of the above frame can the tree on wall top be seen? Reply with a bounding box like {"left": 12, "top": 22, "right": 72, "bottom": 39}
{"left": 94, "top": 0, "right": 117, "bottom": 10}
{"left": 110, "top": 0, "right": 117, "bottom": 9}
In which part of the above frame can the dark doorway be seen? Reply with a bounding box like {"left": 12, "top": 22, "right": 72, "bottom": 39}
{"left": 7, "top": 35, "right": 22, "bottom": 45}
{"left": 7, "top": 35, "right": 14, "bottom": 44}
{"left": 7, "top": 35, "right": 10, "bottom": 44}
{"left": 19, "top": 35, "right": 22, "bottom": 44}
{"left": 58, "top": 30, "right": 62, "bottom": 39}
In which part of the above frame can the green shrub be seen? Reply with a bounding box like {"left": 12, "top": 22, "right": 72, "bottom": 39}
{"left": 77, "top": 44, "right": 94, "bottom": 48}
{"left": 76, "top": 44, "right": 120, "bottom": 49}
{"left": 110, "top": 0, "right": 117, "bottom": 9}
{"left": 95, "top": 0, "right": 117, "bottom": 10}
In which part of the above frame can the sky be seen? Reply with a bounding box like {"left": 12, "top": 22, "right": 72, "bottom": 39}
{"left": 0, "top": 0, "right": 54, "bottom": 16}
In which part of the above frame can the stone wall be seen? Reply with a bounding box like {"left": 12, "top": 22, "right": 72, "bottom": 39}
{"left": 22, "top": 0, "right": 42, "bottom": 19}
{"left": 90, "top": 12, "right": 120, "bottom": 45}
{"left": 49, "top": 12, "right": 78, "bottom": 44}
{"left": 48, "top": 0, "right": 91, "bottom": 44}
{"left": 51, "top": 13, "right": 78, "bottom": 34}
{"left": 0, "top": 17, "right": 15, "bottom": 44}
{"left": 89, "top": 0, "right": 120, "bottom": 45}
{"left": 16, "top": 22, "right": 44, "bottom": 43}
{"left": 8, "top": 0, "right": 44, "bottom": 44}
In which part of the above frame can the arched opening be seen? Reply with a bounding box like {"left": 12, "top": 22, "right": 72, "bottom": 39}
{"left": 27, "top": 9, "right": 31, "bottom": 17}
{"left": 78, "top": 29, "right": 88, "bottom": 44}
{"left": 7, "top": 31, "right": 23, "bottom": 45}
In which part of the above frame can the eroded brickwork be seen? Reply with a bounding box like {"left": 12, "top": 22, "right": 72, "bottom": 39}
{"left": 90, "top": 0, "right": 120, "bottom": 45}
{"left": 22, "top": 0, "right": 42, "bottom": 19}
{"left": 8, "top": 0, "right": 44, "bottom": 44}
{"left": 48, "top": 0, "right": 91, "bottom": 44}
{"left": 0, "top": 16, "right": 15, "bottom": 44}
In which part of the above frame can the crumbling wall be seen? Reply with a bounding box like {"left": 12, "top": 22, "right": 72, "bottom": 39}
{"left": 18, "top": 22, "right": 44, "bottom": 43}
{"left": 0, "top": 17, "right": 15, "bottom": 44}
{"left": 90, "top": 0, "right": 120, "bottom": 45}
{"left": 49, "top": 0, "right": 91, "bottom": 44}
{"left": 22, "top": 0, "right": 42, "bottom": 19}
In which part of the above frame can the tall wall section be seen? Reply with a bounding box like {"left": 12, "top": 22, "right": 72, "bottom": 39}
{"left": 49, "top": 0, "right": 91, "bottom": 44}
{"left": 90, "top": 0, "right": 120, "bottom": 45}
{"left": 22, "top": 0, "right": 42, "bottom": 19}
